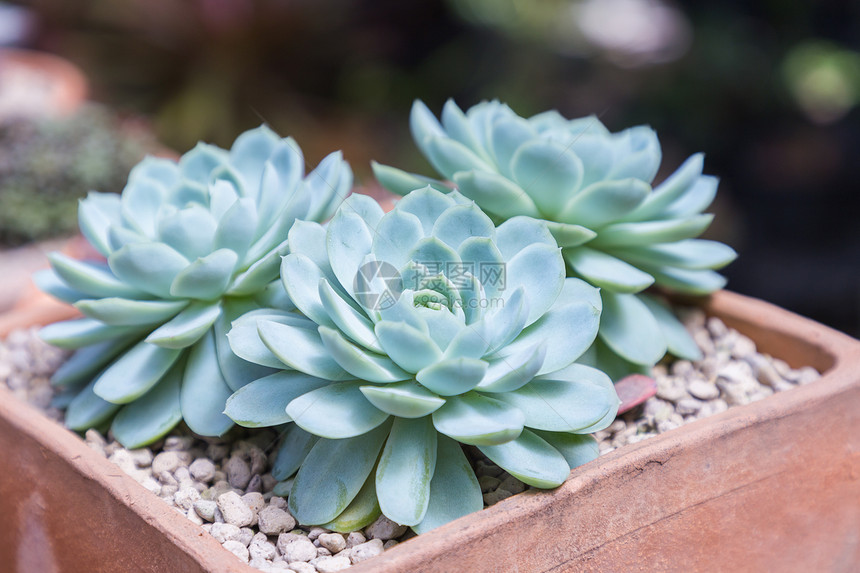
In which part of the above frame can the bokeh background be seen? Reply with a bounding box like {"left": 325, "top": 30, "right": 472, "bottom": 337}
{"left": 2, "top": 0, "right": 859, "bottom": 336}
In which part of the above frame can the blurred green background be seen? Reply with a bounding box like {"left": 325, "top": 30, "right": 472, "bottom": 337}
{"left": 2, "top": 0, "right": 859, "bottom": 336}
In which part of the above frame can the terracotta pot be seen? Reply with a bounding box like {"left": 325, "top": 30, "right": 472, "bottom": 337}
{"left": 1, "top": 291, "right": 859, "bottom": 572}
{"left": 0, "top": 48, "right": 88, "bottom": 121}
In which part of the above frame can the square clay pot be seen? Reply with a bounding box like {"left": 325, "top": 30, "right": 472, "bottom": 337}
{"left": 2, "top": 289, "right": 859, "bottom": 572}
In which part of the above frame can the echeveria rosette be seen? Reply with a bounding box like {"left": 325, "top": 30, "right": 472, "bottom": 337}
{"left": 224, "top": 188, "right": 619, "bottom": 533}
{"left": 373, "top": 100, "right": 737, "bottom": 376}
{"left": 36, "top": 125, "right": 353, "bottom": 448}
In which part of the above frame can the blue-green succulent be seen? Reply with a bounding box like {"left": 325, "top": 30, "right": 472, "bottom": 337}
{"left": 373, "top": 100, "right": 737, "bottom": 377}
{"left": 37, "top": 125, "right": 352, "bottom": 448}
{"left": 224, "top": 187, "right": 619, "bottom": 532}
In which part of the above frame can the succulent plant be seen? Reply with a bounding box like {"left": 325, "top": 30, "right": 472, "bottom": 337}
{"left": 224, "top": 187, "right": 619, "bottom": 532}
{"left": 37, "top": 125, "right": 352, "bottom": 448}
{"left": 373, "top": 100, "right": 737, "bottom": 377}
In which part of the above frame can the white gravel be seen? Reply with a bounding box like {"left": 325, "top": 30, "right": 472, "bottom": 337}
{"left": 1, "top": 307, "right": 823, "bottom": 572}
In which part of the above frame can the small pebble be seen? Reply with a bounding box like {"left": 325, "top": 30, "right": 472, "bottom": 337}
{"left": 345, "top": 531, "right": 366, "bottom": 548}
{"left": 498, "top": 475, "right": 525, "bottom": 495}
{"left": 236, "top": 527, "right": 255, "bottom": 547}
{"left": 795, "top": 366, "right": 820, "bottom": 385}
{"left": 164, "top": 436, "right": 194, "bottom": 452}
{"left": 308, "top": 526, "right": 330, "bottom": 541}
{"left": 258, "top": 506, "right": 296, "bottom": 535}
{"left": 313, "top": 555, "right": 352, "bottom": 572}
{"left": 152, "top": 451, "right": 181, "bottom": 474}
{"left": 687, "top": 379, "right": 720, "bottom": 401}
{"left": 482, "top": 489, "right": 513, "bottom": 505}
{"left": 365, "top": 515, "right": 407, "bottom": 540}
{"left": 349, "top": 539, "right": 384, "bottom": 564}
{"left": 279, "top": 536, "right": 317, "bottom": 562}
{"left": 185, "top": 507, "right": 204, "bottom": 526}
{"left": 174, "top": 487, "right": 201, "bottom": 511}
{"left": 225, "top": 455, "right": 252, "bottom": 490}
{"left": 218, "top": 491, "right": 255, "bottom": 527}
{"left": 189, "top": 458, "right": 217, "bottom": 483}
{"left": 209, "top": 523, "right": 241, "bottom": 544}
{"left": 129, "top": 449, "right": 154, "bottom": 468}
{"left": 206, "top": 443, "right": 230, "bottom": 462}
{"left": 242, "top": 492, "right": 266, "bottom": 515}
{"left": 289, "top": 562, "right": 317, "bottom": 573}
{"left": 268, "top": 496, "right": 288, "bottom": 510}
{"left": 246, "top": 474, "right": 263, "bottom": 493}
{"left": 193, "top": 500, "right": 218, "bottom": 522}
{"left": 318, "top": 533, "right": 347, "bottom": 554}
{"left": 249, "top": 537, "right": 277, "bottom": 561}
{"left": 222, "top": 540, "right": 250, "bottom": 563}
{"left": 675, "top": 398, "right": 704, "bottom": 416}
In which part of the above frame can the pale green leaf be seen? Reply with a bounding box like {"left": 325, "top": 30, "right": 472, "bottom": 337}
{"left": 289, "top": 421, "right": 391, "bottom": 525}
{"left": 180, "top": 331, "right": 235, "bottom": 436}
{"left": 564, "top": 246, "right": 655, "bottom": 294}
{"left": 226, "top": 371, "right": 330, "bottom": 428}
{"left": 111, "top": 363, "right": 183, "bottom": 448}
{"left": 598, "top": 291, "right": 667, "bottom": 366}
{"left": 478, "top": 429, "right": 570, "bottom": 489}
{"left": 432, "top": 392, "right": 524, "bottom": 446}
{"left": 92, "top": 341, "right": 182, "bottom": 404}
{"left": 145, "top": 302, "right": 221, "bottom": 349}
{"left": 359, "top": 381, "right": 446, "bottom": 418}
{"left": 287, "top": 381, "right": 390, "bottom": 439}
{"left": 376, "top": 417, "right": 437, "bottom": 526}
{"left": 412, "top": 435, "right": 483, "bottom": 534}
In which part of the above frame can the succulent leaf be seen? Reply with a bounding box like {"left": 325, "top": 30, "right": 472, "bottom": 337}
{"left": 533, "top": 431, "right": 600, "bottom": 470}
{"left": 225, "top": 371, "right": 330, "bottom": 428}
{"left": 75, "top": 298, "right": 188, "bottom": 326}
{"left": 412, "top": 436, "right": 483, "bottom": 534}
{"left": 50, "top": 336, "right": 134, "bottom": 388}
{"left": 598, "top": 291, "right": 667, "bottom": 366}
{"left": 318, "top": 326, "right": 411, "bottom": 383}
{"left": 48, "top": 253, "right": 146, "bottom": 299}
{"left": 144, "top": 301, "right": 222, "bottom": 349}
{"left": 40, "top": 318, "right": 142, "bottom": 349}
{"left": 65, "top": 378, "right": 121, "bottom": 431}
{"left": 371, "top": 161, "right": 450, "bottom": 197}
{"left": 110, "top": 362, "right": 183, "bottom": 449}
{"left": 493, "top": 375, "right": 616, "bottom": 432}
{"left": 359, "top": 381, "right": 446, "bottom": 418}
{"left": 92, "top": 341, "right": 182, "bottom": 404}
{"left": 286, "top": 381, "right": 390, "bottom": 439}
{"left": 563, "top": 247, "right": 655, "bottom": 293}
{"left": 431, "top": 392, "right": 525, "bottom": 446}
{"left": 375, "top": 417, "right": 437, "bottom": 526}
{"left": 289, "top": 421, "right": 391, "bottom": 525}
{"left": 271, "top": 424, "right": 320, "bottom": 481}
{"left": 477, "top": 429, "right": 571, "bottom": 488}
{"left": 32, "top": 269, "right": 89, "bottom": 304}
{"left": 322, "top": 470, "right": 382, "bottom": 533}
{"left": 180, "top": 331, "right": 237, "bottom": 436}
{"left": 258, "top": 320, "right": 350, "bottom": 380}
{"left": 639, "top": 294, "right": 703, "bottom": 361}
